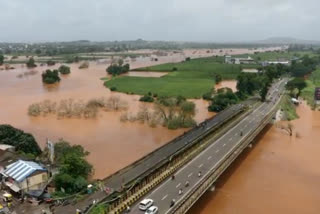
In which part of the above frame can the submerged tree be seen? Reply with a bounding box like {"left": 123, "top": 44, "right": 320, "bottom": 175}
{"left": 42, "top": 69, "right": 60, "bottom": 84}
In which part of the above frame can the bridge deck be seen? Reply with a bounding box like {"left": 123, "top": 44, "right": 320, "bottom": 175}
{"left": 130, "top": 79, "right": 286, "bottom": 214}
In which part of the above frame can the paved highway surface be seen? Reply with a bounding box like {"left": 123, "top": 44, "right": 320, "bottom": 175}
{"left": 130, "top": 79, "right": 287, "bottom": 214}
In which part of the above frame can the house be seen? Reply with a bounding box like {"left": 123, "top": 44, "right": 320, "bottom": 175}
{"left": 225, "top": 55, "right": 255, "bottom": 64}
{"left": 1, "top": 160, "right": 48, "bottom": 194}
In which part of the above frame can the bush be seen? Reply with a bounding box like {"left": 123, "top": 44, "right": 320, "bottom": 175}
{"left": 172, "top": 67, "right": 178, "bottom": 71}
{"left": 79, "top": 62, "right": 89, "bottom": 69}
{"left": 139, "top": 95, "right": 154, "bottom": 102}
{"left": 202, "top": 92, "right": 212, "bottom": 100}
{"left": 47, "top": 60, "right": 56, "bottom": 66}
{"left": 58, "top": 65, "right": 71, "bottom": 74}
{"left": 26, "top": 57, "right": 37, "bottom": 68}
{"left": 42, "top": 69, "right": 60, "bottom": 84}
{"left": 106, "top": 63, "right": 130, "bottom": 76}
{"left": 110, "top": 86, "right": 117, "bottom": 91}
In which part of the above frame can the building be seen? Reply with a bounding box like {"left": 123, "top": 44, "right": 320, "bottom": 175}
{"left": 225, "top": 55, "right": 255, "bottom": 64}
{"left": 1, "top": 160, "right": 48, "bottom": 194}
{"left": 315, "top": 87, "right": 320, "bottom": 105}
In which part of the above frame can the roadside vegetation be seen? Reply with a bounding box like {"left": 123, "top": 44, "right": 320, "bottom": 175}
{"left": 0, "top": 124, "right": 42, "bottom": 157}
{"left": 300, "top": 67, "right": 320, "bottom": 108}
{"left": 53, "top": 140, "right": 92, "bottom": 195}
{"left": 280, "top": 95, "right": 299, "bottom": 120}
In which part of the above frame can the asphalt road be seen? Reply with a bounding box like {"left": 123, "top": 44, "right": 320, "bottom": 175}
{"left": 130, "top": 79, "right": 287, "bottom": 214}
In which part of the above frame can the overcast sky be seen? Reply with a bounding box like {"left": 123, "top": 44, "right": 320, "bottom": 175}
{"left": 0, "top": 0, "right": 319, "bottom": 42}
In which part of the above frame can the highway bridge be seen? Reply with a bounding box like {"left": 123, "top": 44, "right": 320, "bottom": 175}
{"left": 127, "top": 79, "right": 287, "bottom": 214}
{"left": 56, "top": 79, "right": 286, "bottom": 214}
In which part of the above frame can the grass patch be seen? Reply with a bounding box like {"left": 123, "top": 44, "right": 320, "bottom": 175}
{"left": 281, "top": 94, "right": 299, "bottom": 121}
{"left": 105, "top": 57, "right": 257, "bottom": 98}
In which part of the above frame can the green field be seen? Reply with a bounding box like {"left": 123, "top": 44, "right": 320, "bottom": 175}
{"left": 105, "top": 57, "right": 257, "bottom": 98}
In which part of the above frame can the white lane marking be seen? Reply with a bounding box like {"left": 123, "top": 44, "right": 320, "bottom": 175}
{"left": 149, "top": 100, "right": 270, "bottom": 204}
{"left": 188, "top": 173, "right": 193, "bottom": 178}
{"left": 208, "top": 156, "right": 212, "bottom": 160}
{"left": 162, "top": 194, "right": 168, "bottom": 200}
{"left": 223, "top": 144, "right": 226, "bottom": 147}
{"left": 215, "top": 149, "right": 219, "bottom": 153}
{"left": 198, "top": 164, "right": 203, "bottom": 168}
{"left": 176, "top": 183, "right": 181, "bottom": 188}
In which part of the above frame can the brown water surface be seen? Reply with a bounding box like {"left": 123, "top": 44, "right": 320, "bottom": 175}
{"left": 215, "top": 80, "right": 237, "bottom": 92}
{"left": 0, "top": 58, "right": 212, "bottom": 179}
{"left": 188, "top": 102, "right": 320, "bottom": 214}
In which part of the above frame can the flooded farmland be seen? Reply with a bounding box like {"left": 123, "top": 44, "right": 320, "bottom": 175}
{"left": 188, "top": 102, "right": 320, "bottom": 214}
{"left": 0, "top": 48, "right": 283, "bottom": 179}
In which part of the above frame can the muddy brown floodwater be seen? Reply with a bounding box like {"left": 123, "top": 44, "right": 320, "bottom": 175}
{"left": 215, "top": 80, "right": 237, "bottom": 92}
{"left": 0, "top": 55, "right": 214, "bottom": 179}
{"left": 188, "top": 102, "right": 320, "bottom": 214}
{"left": 0, "top": 48, "right": 283, "bottom": 179}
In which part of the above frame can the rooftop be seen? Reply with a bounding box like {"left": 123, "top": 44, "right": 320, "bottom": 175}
{"left": 1, "top": 160, "right": 46, "bottom": 182}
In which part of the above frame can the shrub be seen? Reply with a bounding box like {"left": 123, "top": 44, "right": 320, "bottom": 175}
{"left": 110, "top": 86, "right": 117, "bottom": 91}
{"left": 79, "top": 62, "right": 89, "bottom": 69}
{"left": 47, "top": 60, "right": 56, "bottom": 66}
{"left": 58, "top": 65, "right": 71, "bottom": 74}
{"left": 42, "top": 69, "right": 60, "bottom": 84}
{"left": 172, "top": 67, "right": 178, "bottom": 71}
{"left": 139, "top": 95, "right": 154, "bottom": 102}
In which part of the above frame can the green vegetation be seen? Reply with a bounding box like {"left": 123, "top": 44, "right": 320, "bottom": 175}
{"left": 47, "top": 60, "right": 56, "bottom": 66}
{"left": 106, "top": 62, "right": 130, "bottom": 76}
{"left": 300, "top": 68, "right": 320, "bottom": 107}
{"left": 281, "top": 95, "right": 299, "bottom": 120}
{"left": 90, "top": 204, "right": 108, "bottom": 214}
{"left": 42, "top": 69, "right": 61, "bottom": 84}
{"left": 53, "top": 140, "right": 92, "bottom": 194}
{"left": 26, "top": 57, "right": 36, "bottom": 68}
{"left": 139, "top": 93, "right": 154, "bottom": 102}
{"left": 58, "top": 65, "right": 71, "bottom": 74}
{"left": 0, "top": 124, "right": 42, "bottom": 156}
{"left": 208, "top": 88, "right": 239, "bottom": 112}
{"left": 0, "top": 55, "right": 4, "bottom": 65}
{"left": 105, "top": 57, "right": 256, "bottom": 98}
{"left": 286, "top": 78, "right": 307, "bottom": 97}
{"left": 215, "top": 74, "right": 222, "bottom": 84}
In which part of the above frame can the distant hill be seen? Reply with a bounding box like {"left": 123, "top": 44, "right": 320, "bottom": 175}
{"left": 256, "top": 37, "right": 320, "bottom": 45}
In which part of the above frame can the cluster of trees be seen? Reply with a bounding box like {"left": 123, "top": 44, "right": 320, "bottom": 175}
{"left": 208, "top": 88, "right": 239, "bottom": 112}
{"left": 0, "top": 55, "right": 4, "bottom": 65}
{"left": 42, "top": 65, "right": 71, "bottom": 84}
{"left": 286, "top": 78, "right": 307, "bottom": 97}
{"left": 106, "top": 59, "right": 130, "bottom": 76}
{"left": 53, "top": 141, "right": 92, "bottom": 194}
{"left": 0, "top": 124, "right": 42, "bottom": 156}
{"left": 26, "top": 57, "right": 37, "bottom": 68}
{"left": 42, "top": 69, "right": 61, "bottom": 84}
{"left": 154, "top": 96, "right": 196, "bottom": 129}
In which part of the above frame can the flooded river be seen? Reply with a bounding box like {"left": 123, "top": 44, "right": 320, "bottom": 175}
{"left": 0, "top": 56, "right": 213, "bottom": 179}
{"left": 0, "top": 48, "right": 282, "bottom": 179}
{"left": 188, "top": 102, "right": 320, "bottom": 214}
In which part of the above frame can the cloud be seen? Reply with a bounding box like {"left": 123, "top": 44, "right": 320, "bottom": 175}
{"left": 0, "top": 0, "right": 319, "bottom": 42}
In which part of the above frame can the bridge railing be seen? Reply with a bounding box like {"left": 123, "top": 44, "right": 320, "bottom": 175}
{"left": 168, "top": 95, "right": 283, "bottom": 214}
